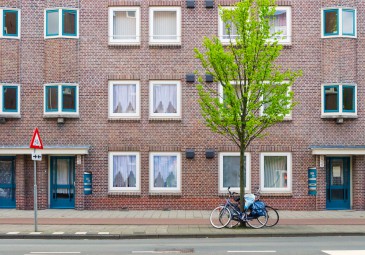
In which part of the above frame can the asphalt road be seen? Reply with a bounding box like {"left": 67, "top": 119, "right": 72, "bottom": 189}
{"left": 0, "top": 236, "right": 365, "bottom": 255}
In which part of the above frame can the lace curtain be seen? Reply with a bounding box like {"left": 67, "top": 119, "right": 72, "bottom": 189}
{"left": 113, "top": 84, "right": 136, "bottom": 113}
{"left": 113, "top": 155, "right": 137, "bottom": 188}
{"left": 269, "top": 10, "right": 287, "bottom": 35}
{"left": 153, "top": 84, "right": 177, "bottom": 114}
{"left": 153, "top": 156, "right": 177, "bottom": 188}
{"left": 57, "top": 160, "right": 70, "bottom": 194}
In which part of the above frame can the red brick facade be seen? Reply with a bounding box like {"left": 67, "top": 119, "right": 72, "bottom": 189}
{"left": 0, "top": 0, "right": 364, "bottom": 210}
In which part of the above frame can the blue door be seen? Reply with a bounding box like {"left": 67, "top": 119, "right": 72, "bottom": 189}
{"left": 0, "top": 157, "right": 16, "bottom": 208}
{"left": 50, "top": 156, "right": 75, "bottom": 209}
{"left": 326, "top": 157, "right": 350, "bottom": 210}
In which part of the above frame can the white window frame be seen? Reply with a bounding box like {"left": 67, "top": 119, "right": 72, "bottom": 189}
{"left": 108, "top": 80, "right": 140, "bottom": 119}
{"left": 43, "top": 83, "right": 79, "bottom": 117}
{"left": 218, "top": 6, "right": 237, "bottom": 45}
{"left": 44, "top": 8, "right": 79, "bottom": 39}
{"left": 268, "top": 6, "right": 292, "bottom": 45}
{"left": 321, "top": 7, "right": 357, "bottom": 38}
{"left": 260, "top": 152, "right": 292, "bottom": 193}
{"left": 149, "top": 7, "right": 181, "bottom": 45}
{"left": 260, "top": 83, "right": 292, "bottom": 120}
{"left": 0, "top": 84, "right": 21, "bottom": 117}
{"left": 219, "top": 152, "right": 251, "bottom": 193}
{"left": 149, "top": 152, "right": 181, "bottom": 193}
{"left": 0, "top": 8, "right": 21, "bottom": 39}
{"left": 149, "top": 80, "right": 181, "bottom": 119}
{"left": 321, "top": 83, "right": 357, "bottom": 118}
{"left": 108, "top": 152, "right": 141, "bottom": 192}
{"left": 108, "top": 7, "right": 140, "bottom": 45}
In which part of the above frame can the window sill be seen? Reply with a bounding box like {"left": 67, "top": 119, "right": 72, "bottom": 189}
{"left": 0, "top": 114, "right": 21, "bottom": 118}
{"left": 1, "top": 36, "right": 20, "bottom": 40}
{"left": 108, "top": 192, "right": 141, "bottom": 196}
{"left": 149, "top": 192, "right": 182, "bottom": 196}
{"left": 260, "top": 192, "right": 293, "bottom": 197}
{"left": 108, "top": 118, "right": 141, "bottom": 122}
{"left": 322, "top": 35, "right": 357, "bottom": 39}
{"left": 321, "top": 114, "right": 357, "bottom": 119}
{"left": 43, "top": 114, "right": 80, "bottom": 119}
{"left": 44, "top": 36, "right": 79, "bottom": 40}
{"left": 108, "top": 43, "right": 141, "bottom": 48}
{"left": 149, "top": 43, "right": 181, "bottom": 48}
{"left": 149, "top": 117, "right": 181, "bottom": 121}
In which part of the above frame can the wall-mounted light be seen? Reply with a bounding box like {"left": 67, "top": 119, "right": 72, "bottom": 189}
{"left": 205, "top": 149, "right": 215, "bottom": 159}
{"left": 205, "top": 74, "right": 213, "bottom": 82}
{"left": 205, "top": 0, "right": 214, "bottom": 8}
{"left": 186, "top": 149, "right": 195, "bottom": 159}
{"left": 186, "top": 74, "right": 195, "bottom": 82}
{"left": 187, "top": 0, "right": 195, "bottom": 8}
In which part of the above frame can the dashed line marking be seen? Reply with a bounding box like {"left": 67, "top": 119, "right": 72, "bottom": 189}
{"left": 322, "top": 251, "right": 365, "bottom": 255}
{"left": 6, "top": 232, "right": 19, "bottom": 235}
{"left": 29, "top": 232, "right": 42, "bottom": 235}
{"left": 52, "top": 232, "right": 64, "bottom": 235}
{"left": 98, "top": 232, "right": 109, "bottom": 235}
{"left": 75, "top": 232, "right": 87, "bottom": 235}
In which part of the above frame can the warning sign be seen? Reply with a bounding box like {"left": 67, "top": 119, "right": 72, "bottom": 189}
{"left": 29, "top": 128, "right": 44, "bottom": 149}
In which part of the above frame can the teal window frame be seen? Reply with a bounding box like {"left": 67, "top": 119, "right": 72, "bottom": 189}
{"left": 62, "top": 10, "right": 77, "bottom": 37}
{"left": 46, "top": 9, "right": 59, "bottom": 37}
{"left": 342, "top": 85, "right": 355, "bottom": 113}
{"left": 2, "top": 85, "right": 18, "bottom": 113}
{"left": 3, "top": 10, "right": 18, "bottom": 37}
{"left": 45, "top": 85, "right": 59, "bottom": 112}
{"left": 323, "top": 85, "right": 339, "bottom": 113}
{"left": 342, "top": 9, "right": 355, "bottom": 36}
{"left": 61, "top": 85, "right": 77, "bottom": 112}
{"left": 323, "top": 9, "right": 339, "bottom": 36}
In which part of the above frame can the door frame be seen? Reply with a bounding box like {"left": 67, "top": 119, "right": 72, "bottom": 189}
{"left": 48, "top": 156, "right": 75, "bottom": 209}
{"left": 326, "top": 156, "right": 351, "bottom": 210}
{"left": 0, "top": 156, "right": 16, "bottom": 208}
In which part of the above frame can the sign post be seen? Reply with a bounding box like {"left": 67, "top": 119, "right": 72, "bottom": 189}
{"left": 29, "top": 128, "right": 44, "bottom": 232}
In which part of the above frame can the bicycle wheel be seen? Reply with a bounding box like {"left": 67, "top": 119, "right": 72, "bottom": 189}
{"left": 210, "top": 206, "right": 231, "bottom": 229}
{"left": 265, "top": 205, "right": 279, "bottom": 227}
{"left": 246, "top": 210, "right": 268, "bottom": 229}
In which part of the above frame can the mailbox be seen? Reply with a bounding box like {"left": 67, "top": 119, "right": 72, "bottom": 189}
{"left": 84, "top": 172, "right": 92, "bottom": 195}
{"left": 308, "top": 168, "right": 317, "bottom": 196}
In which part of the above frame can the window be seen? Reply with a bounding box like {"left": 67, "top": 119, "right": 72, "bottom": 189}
{"left": 269, "top": 7, "right": 291, "bottom": 44}
{"left": 218, "top": 7, "right": 238, "bottom": 44}
{"left": 322, "top": 8, "right": 356, "bottom": 37}
{"left": 0, "top": 9, "right": 20, "bottom": 39}
{"left": 45, "top": 9, "right": 79, "bottom": 38}
{"left": 322, "top": 84, "right": 357, "bottom": 117}
{"left": 260, "top": 152, "right": 292, "bottom": 193}
{"left": 109, "top": 152, "right": 140, "bottom": 192}
{"left": 149, "top": 7, "right": 181, "bottom": 45}
{"left": 149, "top": 81, "right": 181, "bottom": 118}
{"left": 260, "top": 83, "right": 292, "bottom": 120}
{"left": 44, "top": 84, "right": 78, "bottom": 116}
{"left": 0, "top": 84, "right": 20, "bottom": 117}
{"left": 149, "top": 152, "right": 181, "bottom": 192}
{"left": 108, "top": 7, "right": 140, "bottom": 45}
{"left": 108, "top": 81, "right": 140, "bottom": 119}
{"left": 219, "top": 152, "right": 250, "bottom": 193}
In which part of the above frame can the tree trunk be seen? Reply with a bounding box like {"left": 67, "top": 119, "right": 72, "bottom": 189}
{"left": 239, "top": 145, "right": 245, "bottom": 212}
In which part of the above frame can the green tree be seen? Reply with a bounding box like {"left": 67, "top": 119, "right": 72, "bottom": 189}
{"left": 195, "top": 0, "right": 301, "bottom": 212}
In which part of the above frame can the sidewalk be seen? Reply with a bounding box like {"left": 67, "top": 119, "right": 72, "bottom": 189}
{"left": 0, "top": 209, "right": 364, "bottom": 239}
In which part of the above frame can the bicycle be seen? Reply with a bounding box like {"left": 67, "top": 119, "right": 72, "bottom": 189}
{"left": 209, "top": 187, "right": 268, "bottom": 229}
{"left": 254, "top": 189, "right": 279, "bottom": 227}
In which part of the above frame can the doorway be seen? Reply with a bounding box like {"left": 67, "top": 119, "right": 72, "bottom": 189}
{"left": 0, "top": 157, "right": 16, "bottom": 208}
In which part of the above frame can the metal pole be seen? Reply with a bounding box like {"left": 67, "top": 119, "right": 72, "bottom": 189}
{"left": 34, "top": 148, "right": 38, "bottom": 232}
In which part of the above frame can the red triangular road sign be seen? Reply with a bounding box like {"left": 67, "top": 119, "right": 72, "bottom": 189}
{"left": 29, "top": 128, "right": 44, "bottom": 149}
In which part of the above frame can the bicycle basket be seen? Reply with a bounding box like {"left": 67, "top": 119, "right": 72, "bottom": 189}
{"left": 251, "top": 201, "right": 266, "bottom": 217}
{"left": 244, "top": 193, "right": 255, "bottom": 210}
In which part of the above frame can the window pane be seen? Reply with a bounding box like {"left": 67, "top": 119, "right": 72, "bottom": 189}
{"left": 113, "top": 11, "right": 137, "bottom": 40}
{"left": 264, "top": 156, "right": 287, "bottom": 188}
{"left": 223, "top": 21, "right": 237, "bottom": 40}
{"left": 113, "top": 84, "right": 136, "bottom": 113}
{"left": 270, "top": 10, "right": 287, "bottom": 40}
{"left": 324, "top": 86, "right": 338, "bottom": 111}
{"left": 343, "top": 86, "right": 354, "bottom": 112}
{"left": 63, "top": 10, "right": 76, "bottom": 35}
{"left": 4, "top": 11, "right": 17, "bottom": 35}
{"left": 153, "top": 156, "right": 177, "bottom": 188}
{"left": 343, "top": 10, "right": 354, "bottom": 35}
{"left": 113, "top": 155, "right": 137, "bottom": 188}
{"left": 62, "top": 86, "right": 76, "bottom": 111}
{"left": 223, "top": 156, "right": 246, "bottom": 188}
{"left": 325, "top": 10, "right": 338, "bottom": 35}
{"left": 3, "top": 87, "right": 17, "bottom": 111}
{"left": 153, "top": 11, "right": 177, "bottom": 40}
{"left": 153, "top": 84, "right": 177, "bottom": 114}
{"left": 47, "top": 10, "right": 59, "bottom": 35}
{"left": 46, "top": 87, "right": 58, "bottom": 111}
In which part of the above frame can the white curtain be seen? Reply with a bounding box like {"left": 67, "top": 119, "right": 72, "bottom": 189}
{"left": 343, "top": 10, "right": 354, "bottom": 35}
{"left": 153, "top": 11, "right": 177, "bottom": 40}
{"left": 113, "top": 11, "right": 137, "bottom": 40}
{"left": 269, "top": 10, "right": 287, "bottom": 36}
{"left": 223, "top": 21, "right": 237, "bottom": 40}
{"left": 113, "top": 155, "right": 136, "bottom": 188}
{"left": 57, "top": 160, "right": 69, "bottom": 194}
{"left": 47, "top": 11, "right": 59, "bottom": 35}
{"left": 153, "top": 84, "right": 177, "bottom": 113}
{"left": 113, "top": 84, "right": 136, "bottom": 113}
{"left": 264, "top": 156, "right": 287, "bottom": 188}
{"left": 153, "top": 156, "right": 177, "bottom": 188}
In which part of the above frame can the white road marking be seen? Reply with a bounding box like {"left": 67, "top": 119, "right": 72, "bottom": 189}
{"left": 97, "top": 232, "right": 109, "bottom": 235}
{"left": 227, "top": 251, "right": 276, "bottom": 253}
{"left": 322, "top": 251, "right": 365, "bottom": 255}
{"left": 29, "top": 232, "right": 42, "bottom": 235}
{"left": 52, "top": 232, "right": 64, "bottom": 235}
{"left": 29, "top": 252, "right": 81, "bottom": 254}
{"left": 75, "top": 232, "right": 87, "bottom": 235}
{"left": 132, "top": 252, "right": 181, "bottom": 254}
{"left": 6, "top": 232, "right": 19, "bottom": 235}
